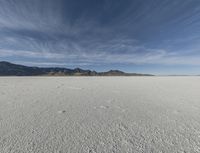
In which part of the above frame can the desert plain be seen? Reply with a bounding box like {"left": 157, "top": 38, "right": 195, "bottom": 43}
{"left": 0, "top": 77, "right": 200, "bottom": 153}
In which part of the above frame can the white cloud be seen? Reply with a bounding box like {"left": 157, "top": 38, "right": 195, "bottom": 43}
{"left": 1, "top": 0, "right": 200, "bottom": 69}
{"left": 0, "top": 49, "right": 65, "bottom": 59}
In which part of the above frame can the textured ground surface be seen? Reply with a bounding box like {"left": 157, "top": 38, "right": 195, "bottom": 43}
{"left": 0, "top": 77, "right": 200, "bottom": 153}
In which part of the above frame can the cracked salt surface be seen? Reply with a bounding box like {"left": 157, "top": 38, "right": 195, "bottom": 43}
{"left": 0, "top": 77, "right": 200, "bottom": 153}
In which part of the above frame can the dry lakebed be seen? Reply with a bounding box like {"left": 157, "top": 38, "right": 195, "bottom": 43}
{"left": 0, "top": 77, "right": 200, "bottom": 153}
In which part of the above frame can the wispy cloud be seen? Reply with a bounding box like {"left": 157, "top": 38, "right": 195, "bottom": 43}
{"left": 0, "top": 0, "right": 200, "bottom": 73}
{"left": 0, "top": 49, "right": 65, "bottom": 59}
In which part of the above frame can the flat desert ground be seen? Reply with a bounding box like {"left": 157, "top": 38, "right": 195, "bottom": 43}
{"left": 0, "top": 77, "right": 200, "bottom": 153}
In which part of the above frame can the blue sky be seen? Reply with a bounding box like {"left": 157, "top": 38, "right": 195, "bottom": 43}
{"left": 0, "top": 0, "right": 200, "bottom": 75}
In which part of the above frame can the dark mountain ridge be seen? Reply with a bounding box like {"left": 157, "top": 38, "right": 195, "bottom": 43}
{"left": 0, "top": 61, "right": 153, "bottom": 76}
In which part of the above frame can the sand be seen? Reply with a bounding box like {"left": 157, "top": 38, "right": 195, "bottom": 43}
{"left": 0, "top": 77, "right": 200, "bottom": 153}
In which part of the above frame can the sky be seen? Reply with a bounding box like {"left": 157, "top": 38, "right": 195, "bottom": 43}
{"left": 0, "top": 0, "right": 200, "bottom": 75}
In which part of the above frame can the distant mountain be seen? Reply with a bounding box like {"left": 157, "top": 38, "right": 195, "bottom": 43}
{"left": 98, "top": 70, "right": 152, "bottom": 76}
{"left": 0, "top": 61, "right": 153, "bottom": 76}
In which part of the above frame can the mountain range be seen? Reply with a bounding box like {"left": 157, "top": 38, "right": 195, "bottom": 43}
{"left": 0, "top": 61, "right": 153, "bottom": 76}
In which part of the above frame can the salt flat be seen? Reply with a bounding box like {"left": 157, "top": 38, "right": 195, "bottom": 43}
{"left": 0, "top": 77, "right": 200, "bottom": 153}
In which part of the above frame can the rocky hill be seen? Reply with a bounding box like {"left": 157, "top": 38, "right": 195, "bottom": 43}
{"left": 0, "top": 61, "right": 153, "bottom": 76}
